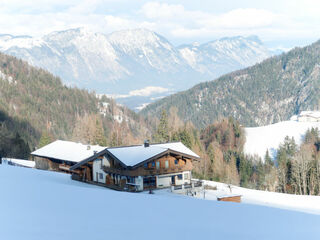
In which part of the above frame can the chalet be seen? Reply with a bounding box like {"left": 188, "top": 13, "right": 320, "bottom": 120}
{"left": 70, "top": 141, "right": 200, "bottom": 191}
{"left": 31, "top": 140, "right": 106, "bottom": 172}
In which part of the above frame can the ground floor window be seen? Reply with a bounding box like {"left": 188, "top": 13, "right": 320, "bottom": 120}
{"left": 177, "top": 174, "right": 183, "bottom": 180}
{"left": 99, "top": 173, "right": 103, "bottom": 180}
{"left": 143, "top": 177, "right": 156, "bottom": 188}
{"left": 127, "top": 176, "right": 135, "bottom": 184}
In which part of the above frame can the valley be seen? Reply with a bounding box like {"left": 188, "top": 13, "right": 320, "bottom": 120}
{"left": 0, "top": 29, "right": 273, "bottom": 110}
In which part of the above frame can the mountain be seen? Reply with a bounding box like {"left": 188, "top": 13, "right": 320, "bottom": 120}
{"left": 0, "top": 52, "right": 150, "bottom": 155}
{"left": 178, "top": 35, "right": 270, "bottom": 79}
{"left": 141, "top": 40, "right": 320, "bottom": 128}
{"left": 0, "top": 28, "right": 272, "bottom": 110}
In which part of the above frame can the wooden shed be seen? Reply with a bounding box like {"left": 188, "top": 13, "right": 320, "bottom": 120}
{"left": 217, "top": 195, "right": 242, "bottom": 203}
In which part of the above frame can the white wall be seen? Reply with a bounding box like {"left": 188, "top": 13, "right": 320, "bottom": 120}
{"left": 157, "top": 175, "right": 171, "bottom": 188}
{"left": 156, "top": 171, "right": 191, "bottom": 188}
{"left": 92, "top": 157, "right": 107, "bottom": 183}
{"left": 136, "top": 176, "right": 143, "bottom": 191}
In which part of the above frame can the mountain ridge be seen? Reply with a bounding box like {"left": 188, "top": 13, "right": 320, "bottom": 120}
{"left": 141, "top": 40, "right": 320, "bottom": 128}
{"left": 0, "top": 28, "right": 273, "bottom": 110}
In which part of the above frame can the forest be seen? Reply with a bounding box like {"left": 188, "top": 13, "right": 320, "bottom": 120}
{"left": 150, "top": 107, "right": 320, "bottom": 195}
{"left": 1, "top": 51, "right": 320, "bottom": 196}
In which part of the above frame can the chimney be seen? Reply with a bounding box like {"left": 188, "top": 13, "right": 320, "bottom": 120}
{"left": 144, "top": 140, "right": 150, "bottom": 148}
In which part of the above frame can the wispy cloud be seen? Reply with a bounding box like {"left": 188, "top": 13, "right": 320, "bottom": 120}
{"left": 103, "top": 86, "right": 170, "bottom": 99}
{"left": 0, "top": 0, "right": 319, "bottom": 48}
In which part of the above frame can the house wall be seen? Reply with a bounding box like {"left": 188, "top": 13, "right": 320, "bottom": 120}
{"left": 85, "top": 152, "right": 195, "bottom": 191}
{"left": 156, "top": 171, "right": 191, "bottom": 188}
{"left": 135, "top": 176, "right": 143, "bottom": 191}
{"left": 92, "top": 156, "right": 109, "bottom": 183}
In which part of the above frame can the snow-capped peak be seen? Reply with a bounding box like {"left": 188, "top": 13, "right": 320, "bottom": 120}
{"left": 0, "top": 34, "right": 43, "bottom": 51}
{"left": 0, "top": 28, "right": 273, "bottom": 110}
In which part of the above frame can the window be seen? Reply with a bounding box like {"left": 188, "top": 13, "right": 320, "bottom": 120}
{"left": 156, "top": 161, "right": 160, "bottom": 169}
{"left": 165, "top": 160, "right": 169, "bottom": 169}
{"left": 151, "top": 161, "right": 155, "bottom": 167}
{"left": 144, "top": 163, "right": 148, "bottom": 168}
{"left": 127, "top": 177, "right": 135, "bottom": 184}
{"left": 99, "top": 173, "right": 103, "bottom": 179}
{"left": 143, "top": 177, "right": 156, "bottom": 187}
{"left": 184, "top": 173, "right": 189, "bottom": 180}
{"left": 177, "top": 174, "right": 183, "bottom": 180}
{"left": 174, "top": 159, "right": 178, "bottom": 165}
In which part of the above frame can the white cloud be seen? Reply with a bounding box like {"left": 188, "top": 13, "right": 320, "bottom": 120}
{"left": 104, "top": 86, "right": 169, "bottom": 99}
{"left": 129, "top": 86, "right": 169, "bottom": 97}
{"left": 0, "top": 0, "right": 319, "bottom": 48}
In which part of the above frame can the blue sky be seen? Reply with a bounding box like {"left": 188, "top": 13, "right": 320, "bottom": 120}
{"left": 0, "top": 0, "right": 319, "bottom": 49}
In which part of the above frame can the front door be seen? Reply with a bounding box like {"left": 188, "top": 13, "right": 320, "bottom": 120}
{"left": 171, "top": 175, "right": 175, "bottom": 185}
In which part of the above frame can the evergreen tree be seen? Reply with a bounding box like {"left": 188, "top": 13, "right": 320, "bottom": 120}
{"left": 172, "top": 128, "right": 193, "bottom": 149}
{"left": 93, "top": 118, "right": 107, "bottom": 146}
{"left": 38, "top": 131, "right": 54, "bottom": 148}
{"left": 153, "top": 109, "right": 169, "bottom": 143}
{"left": 264, "top": 149, "right": 273, "bottom": 166}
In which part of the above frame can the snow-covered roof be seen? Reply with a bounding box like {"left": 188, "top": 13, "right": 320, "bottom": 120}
{"left": 2, "top": 158, "right": 35, "bottom": 168}
{"left": 31, "top": 140, "right": 106, "bottom": 163}
{"left": 299, "top": 111, "right": 320, "bottom": 118}
{"left": 153, "top": 142, "right": 200, "bottom": 158}
{"left": 108, "top": 142, "right": 200, "bottom": 167}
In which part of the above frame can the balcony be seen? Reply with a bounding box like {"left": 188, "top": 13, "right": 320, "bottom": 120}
{"left": 102, "top": 165, "right": 192, "bottom": 177}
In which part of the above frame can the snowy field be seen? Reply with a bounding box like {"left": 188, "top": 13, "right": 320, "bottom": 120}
{"left": 1, "top": 165, "right": 320, "bottom": 240}
{"left": 244, "top": 120, "right": 320, "bottom": 159}
{"left": 201, "top": 180, "right": 320, "bottom": 215}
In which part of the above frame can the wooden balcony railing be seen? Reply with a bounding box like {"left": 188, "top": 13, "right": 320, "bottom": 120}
{"left": 102, "top": 165, "right": 192, "bottom": 177}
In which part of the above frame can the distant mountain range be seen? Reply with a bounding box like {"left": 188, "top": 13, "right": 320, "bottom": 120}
{"left": 0, "top": 28, "right": 274, "bottom": 110}
{"left": 141, "top": 40, "right": 320, "bottom": 128}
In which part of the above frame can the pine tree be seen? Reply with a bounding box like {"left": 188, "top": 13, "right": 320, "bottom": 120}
{"left": 38, "top": 131, "right": 54, "bottom": 148}
{"left": 172, "top": 128, "right": 193, "bottom": 149}
{"left": 154, "top": 109, "right": 169, "bottom": 143}
{"left": 264, "top": 149, "right": 273, "bottom": 166}
{"left": 93, "top": 118, "right": 107, "bottom": 146}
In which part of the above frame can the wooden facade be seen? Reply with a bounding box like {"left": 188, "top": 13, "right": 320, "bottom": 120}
{"left": 32, "top": 140, "right": 200, "bottom": 192}
{"left": 70, "top": 145, "right": 199, "bottom": 192}
{"left": 217, "top": 195, "right": 242, "bottom": 203}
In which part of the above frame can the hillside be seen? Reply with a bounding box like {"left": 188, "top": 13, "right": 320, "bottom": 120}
{"left": 244, "top": 118, "right": 320, "bottom": 159}
{"left": 141, "top": 40, "right": 320, "bottom": 128}
{"left": 1, "top": 165, "right": 320, "bottom": 240}
{"left": 0, "top": 29, "right": 272, "bottom": 109}
{"left": 0, "top": 52, "right": 149, "bottom": 154}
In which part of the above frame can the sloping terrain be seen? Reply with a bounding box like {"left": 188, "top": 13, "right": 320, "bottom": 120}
{"left": 1, "top": 165, "right": 320, "bottom": 240}
{"left": 0, "top": 52, "right": 149, "bottom": 151}
{"left": 244, "top": 119, "right": 320, "bottom": 159}
{"left": 142, "top": 40, "right": 320, "bottom": 128}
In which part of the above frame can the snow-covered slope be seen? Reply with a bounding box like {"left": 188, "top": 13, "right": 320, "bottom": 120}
{"left": 202, "top": 180, "right": 320, "bottom": 215}
{"left": 244, "top": 119, "right": 320, "bottom": 159}
{"left": 1, "top": 165, "right": 320, "bottom": 240}
{"left": 0, "top": 28, "right": 272, "bottom": 110}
